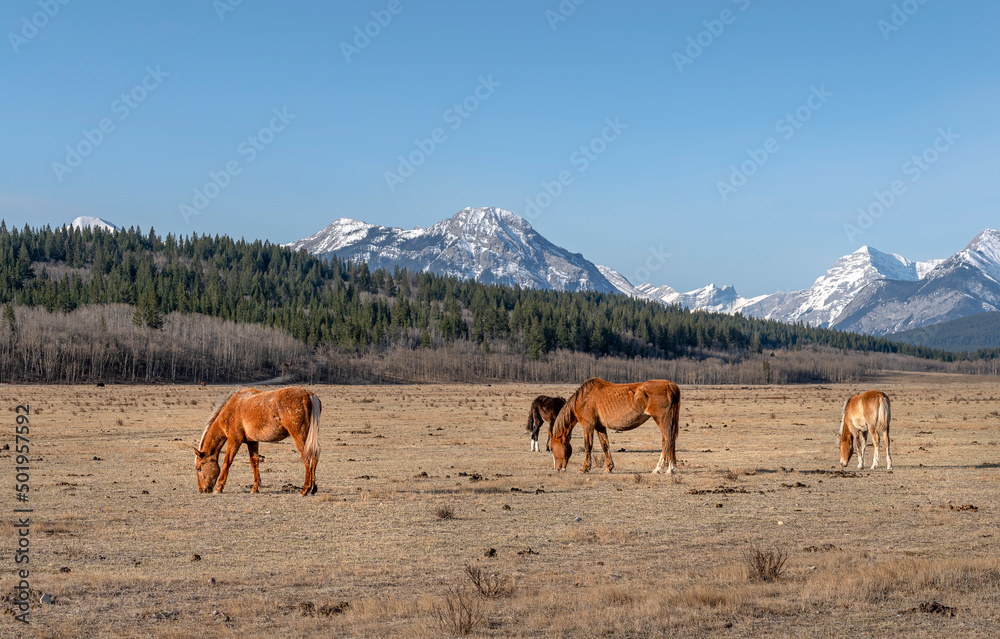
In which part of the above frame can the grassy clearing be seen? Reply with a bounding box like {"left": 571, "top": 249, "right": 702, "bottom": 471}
{"left": 1, "top": 373, "right": 999, "bottom": 636}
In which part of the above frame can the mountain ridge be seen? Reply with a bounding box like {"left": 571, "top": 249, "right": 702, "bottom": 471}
{"left": 284, "top": 208, "right": 998, "bottom": 337}
{"left": 285, "top": 207, "right": 617, "bottom": 293}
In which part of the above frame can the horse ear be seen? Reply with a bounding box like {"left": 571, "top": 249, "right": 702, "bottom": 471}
{"left": 189, "top": 445, "right": 205, "bottom": 457}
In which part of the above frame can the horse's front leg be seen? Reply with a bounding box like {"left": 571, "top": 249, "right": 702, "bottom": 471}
{"left": 215, "top": 439, "right": 242, "bottom": 493}
{"left": 595, "top": 426, "right": 614, "bottom": 473}
{"left": 580, "top": 423, "right": 594, "bottom": 473}
{"left": 247, "top": 441, "right": 261, "bottom": 493}
{"left": 855, "top": 431, "right": 866, "bottom": 470}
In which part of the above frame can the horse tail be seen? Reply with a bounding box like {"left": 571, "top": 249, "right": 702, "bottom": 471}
{"left": 526, "top": 400, "right": 539, "bottom": 434}
{"left": 304, "top": 393, "right": 321, "bottom": 460}
{"left": 878, "top": 392, "right": 890, "bottom": 433}
{"left": 666, "top": 385, "right": 680, "bottom": 443}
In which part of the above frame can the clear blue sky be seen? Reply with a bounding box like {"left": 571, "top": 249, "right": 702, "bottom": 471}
{"left": 2, "top": 0, "right": 997, "bottom": 296}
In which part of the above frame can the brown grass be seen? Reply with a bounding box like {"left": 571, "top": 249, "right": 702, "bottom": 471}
{"left": 2, "top": 372, "right": 1000, "bottom": 637}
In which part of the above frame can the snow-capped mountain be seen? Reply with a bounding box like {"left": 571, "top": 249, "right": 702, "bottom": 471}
{"left": 286, "top": 207, "right": 617, "bottom": 293}
{"left": 599, "top": 246, "right": 941, "bottom": 324}
{"left": 834, "top": 229, "right": 1000, "bottom": 335}
{"left": 287, "top": 207, "right": 997, "bottom": 337}
{"left": 739, "top": 246, "right": 943, "bottom": 327}
{"left": 70, "top": 216, "right": 118, "bottom": 232}
{"left": 596, "top": 265, "right": 647, "bottom": 298}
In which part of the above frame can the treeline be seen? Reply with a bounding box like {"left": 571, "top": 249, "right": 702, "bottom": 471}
{"left": 892, "top": 312, "right": 1000, "bottom": 353}
{"left": 0, "top": 221, "right": 997, "bottom": 384}
{"left": 5, "top": 303, "right": 987, "bottom": 385}
{"left": 0, "top": 304, "right": 307, "bottom": 383}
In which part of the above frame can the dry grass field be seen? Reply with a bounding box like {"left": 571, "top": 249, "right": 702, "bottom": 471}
{"left": 2, "top": 372, "right": 999, "bottom": 637}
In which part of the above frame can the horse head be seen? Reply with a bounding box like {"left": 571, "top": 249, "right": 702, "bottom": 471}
{"left": 837, "top": 422, "right": 853, "bottom": 467}
{"left": 550, "top": 404, "right": 577, "bottom": 471}
{"left": 193, "top": 447, "right": 221, "bottom": 493}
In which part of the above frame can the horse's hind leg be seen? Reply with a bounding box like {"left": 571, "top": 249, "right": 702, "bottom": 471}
{"left": 247, "top": 441, "right": 261, "bottom": 493}
{"left": 855, "top": 431, "right": 867, "bottom": 470}
{"left": 884, "top": 426, "right": 892, "bottom": 470}
{"left": 870, "top": 429, "right": 881, "bottom": 469}
{"left": 595, "top": 426, "right": 614, "bottom": 472}
{"left": 580, "top": 423, "right": 595, "bottom": 473}
{"left": 289, "top": 434, "right": 316, "bottom": 496}
{"left": 528, "top": 412, "right": 540, "bottom": 452}
{"left": 309, "top": 452, "right": 319, "bottom": 495}
{"left": 652, "top": 416, "right": 677, "bottom": 474}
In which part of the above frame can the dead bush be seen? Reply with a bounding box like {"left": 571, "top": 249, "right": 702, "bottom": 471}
{"left": 435, "top": 505, "right": 454, "bottom": 520}
{"left": 432, "top": 587, "right": 484, "bottom": 635}
{"left": 465, "top": 563, "right": 513, "bottom": 599}
{"left": 743, "top": 544, "right": 788, "bottom": 582}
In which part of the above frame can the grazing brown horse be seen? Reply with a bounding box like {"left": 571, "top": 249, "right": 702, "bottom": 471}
{"left": 550, "top": 378, "right": 680, "bottom": 474}
{"left": 193, "top": 387, "right": 321, "bottom": 495}
{"left": 839, "top": 390, "right": 891, "bottom": 470}
{"left": 525, "top": 395, "right": 566, "bottom": 452}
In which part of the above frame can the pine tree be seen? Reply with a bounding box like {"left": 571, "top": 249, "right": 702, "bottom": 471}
{"left": 2, "top": 302, "right": 16, "bottom": 336}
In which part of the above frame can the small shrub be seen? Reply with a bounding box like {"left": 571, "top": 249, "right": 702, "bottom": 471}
{"left": 743, "top": 544, "right": 788, "bottom": 582}
{"left": 432, "top": 587, "right": 484, "bottom": 635}
{"left": 436, "top": 505, "right": 454, "bottom": 520}
{"left": 722, "top": 468, "right": 741, "bottom": 482}
{"left": 465, "top": 563, "right": 513, "bottom": 598}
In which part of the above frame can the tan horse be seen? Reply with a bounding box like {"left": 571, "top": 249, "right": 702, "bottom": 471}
{"left": 550, "top": 378, "right": 680, "bottom": 474}
{"left": 193, "top": 387, "right": 321, "bottom": 495}
{"left": 839, "top": 390, "right": 891, "bottom": 470}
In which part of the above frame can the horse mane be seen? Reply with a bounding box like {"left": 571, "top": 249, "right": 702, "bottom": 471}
{"left": 552, "top": 378, "right": 604, "bottom": 438}
{"left": 198, "top": 389, "right": 242, "bottom": 449}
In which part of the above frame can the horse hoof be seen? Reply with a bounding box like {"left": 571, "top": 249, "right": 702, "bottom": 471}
{"left": 310, "top": 484, "right": 318, "bottom": 495}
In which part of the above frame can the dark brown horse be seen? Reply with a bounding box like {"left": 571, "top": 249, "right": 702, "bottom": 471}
{"left": 839, "top": 390, "right": 892, "bottom": 470}
{"left": 193, "top": 387, "right": 321, "bottom": 495}
{"left": 525, "top": 395, "right": 566, "bottom": 452}
{"left": 550, "top": 378, "right": 680, "bottom": 474}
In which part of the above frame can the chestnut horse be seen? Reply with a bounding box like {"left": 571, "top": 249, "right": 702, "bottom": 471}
{"left": 838, "top": 390, "right": 891, "bottom": 470}
{"left": 550, "top": 378, "right": 680, "bottom": 474}
{"left": 193, "top": 387, "right": 321, "bottom": 495}
{"left": 525, "top": 395, "right": 566, "bottom": 452}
